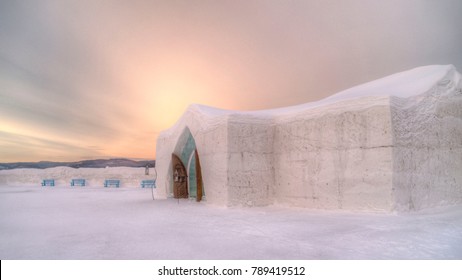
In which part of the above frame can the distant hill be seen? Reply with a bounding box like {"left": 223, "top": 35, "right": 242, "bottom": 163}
{"left": 0, "top": 158, "right": 155, "bottom": 170}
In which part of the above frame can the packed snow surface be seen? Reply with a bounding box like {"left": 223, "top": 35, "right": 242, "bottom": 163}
{"left": 1, "top": 184, "right": 461, "bottom": 259}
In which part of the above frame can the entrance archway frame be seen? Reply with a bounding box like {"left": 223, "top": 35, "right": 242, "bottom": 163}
{"left": 170, "top": 126, "right": 204, "bottom": 201}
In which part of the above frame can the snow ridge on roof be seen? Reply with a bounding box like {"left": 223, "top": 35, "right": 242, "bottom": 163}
{"left": 190, "top": 65, "right": 458, "bottom": 118}
{"left": 325, "top": 64, "right": 456, "bottom": 101}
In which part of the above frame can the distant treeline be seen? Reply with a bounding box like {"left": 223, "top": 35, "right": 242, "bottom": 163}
{"left": 0, "top": 158, "right": 156, "bottom": 170}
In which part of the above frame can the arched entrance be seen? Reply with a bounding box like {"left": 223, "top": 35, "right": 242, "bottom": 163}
{"left": 171, "top": 127, "right": 204, "bottom": 201}
{"left": 172, "top": 153, "right": 188, "bottom": 198}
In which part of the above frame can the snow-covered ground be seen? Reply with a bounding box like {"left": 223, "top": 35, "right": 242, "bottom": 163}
{"left": 0, "top": 184, "right": 461, "bottom": 260}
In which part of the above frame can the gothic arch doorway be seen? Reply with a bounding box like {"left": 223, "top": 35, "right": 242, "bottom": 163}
{"left": 171, "top": 127, "right": 204, "bottom": 201}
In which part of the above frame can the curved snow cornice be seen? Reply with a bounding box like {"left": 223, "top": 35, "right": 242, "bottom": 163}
{"left": 326, "top": 64, "right": 458, "bottom": 100}
{"left": 189, "top": 65, "right": 458, "bottom": 117}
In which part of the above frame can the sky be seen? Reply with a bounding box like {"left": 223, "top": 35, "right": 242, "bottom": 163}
{"left": 1, "top": 0, "right": 461, "bottom": 162}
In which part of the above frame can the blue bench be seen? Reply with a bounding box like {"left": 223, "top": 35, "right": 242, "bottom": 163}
{"left": 141, "top": 180, "right": 156, "bottom": 188}
{"left": 71, "top": 179, "right": 86, "bottom": 187}
{"left": 104, "top": 179, "right": 120, "bottom": 188}
{"left": 41, "top": 179, "right": 55, "bottom": 187}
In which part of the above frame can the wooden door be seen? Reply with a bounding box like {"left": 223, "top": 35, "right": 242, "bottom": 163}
{"left": 195, "top": 149, "right": 203, "bottom": 202}
{"left": 172, "top": 153, "right": 188, "bottom": 198}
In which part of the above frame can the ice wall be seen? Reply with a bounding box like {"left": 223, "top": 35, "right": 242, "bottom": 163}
{"left": 227, "top": 115, "right": 274, "bottom": 206}
{"left": 224, "top": 95, "right": 395, "bottom": 210}
{"left": 391, "top": 66, "right": 462, "bottom": 211}
{"left": 273, "top": 96, "right": 394, "bottom": 211}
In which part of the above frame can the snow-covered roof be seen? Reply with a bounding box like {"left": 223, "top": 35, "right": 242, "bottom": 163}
{"left": 190, "top": 64, "right": 458, "bottom": 117}
{"left": 325, "top": 64, "right": 457, "bottom": 100}
{"left": 158, "top": 64, "right": 460, "bottom": 138}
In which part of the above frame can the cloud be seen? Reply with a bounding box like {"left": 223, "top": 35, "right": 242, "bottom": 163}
{"left": 0, "top": 130, "right": 106, "bottom": 162}
{"left": 0, "top": 0, "right": 461, "bottom": 162}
